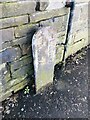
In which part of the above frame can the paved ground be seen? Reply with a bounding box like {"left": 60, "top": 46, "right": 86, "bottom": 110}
{"left": 1, "top": 45, "right": 89, "bottom": 119}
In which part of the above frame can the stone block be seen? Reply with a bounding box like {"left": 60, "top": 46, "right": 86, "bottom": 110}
{"left": 0, "top": 15, "right": 28, "bottom": 29}
{"left": 32, "top": 26, "right": 58, "bottom": 91}
{"left": 73, "top": 29, "right": 88, "bottom": 43}
{"left": 0, "top": 1, "right": 36, "bottom": 18}
{"left": 75, "top": 0, "right": 89, "bottom": 3}
{"left": 71, "top": 20, "right": 88, "bottom": 33}
{"left": 73, "top": 5, "right": 81, "bottom": 22}
{"left": 56, "top": 31, "right": 66, "bottom": 44}
{"left": 79, "top": 3, "right": 88, "bottom": 21}
{"left": 10, "top": 55, "right": 33, "bottom": 72}
{"left": 0, "top": 41, "right": 12, "bottom": 52}
{"left": 40, "top": 14, "right": 69, "bottom": 33}
{"left": 55, "top": 45, "right": 64, "bottom": 64}
{"left": 0, "top": 35, "right": 33, "bottom": 55}
{"left": 0, "top": 47, "right": 22, "bottom": 63}
{"left": 30, "top": 7, "right": 69, "bottom": 23}
{"left": 14, "top": 24, "right": 38, "bottom": 38}
{"left": 0, "top": 77, "right": 31, "bottom": 102}
{"left": 12, "top": 64, "right": 33, "bottom": 79}
{"left": 2, "top": 76, "right": 30, "bottom": 93}
{"left": 65, "top": 39, "right": 86, "bottom": 59}
{"left": 0, "top": 63, "right": 11, "bottom": 85}
{"left": 54, "top": 15, "right": 69, "bottom": 32}
{"left": 13, "top": 36, "right": 33, "bottom": 55}
{"left": 0, "top": 28, "right": 15, "bottom": 43}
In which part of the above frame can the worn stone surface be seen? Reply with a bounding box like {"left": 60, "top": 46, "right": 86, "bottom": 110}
{"left": 39, "top": 0, "right": 49, "bottom": 11}
{"left": 0, "top": 28, "right": 14, "bottom": 43}
{"left": 14, "top": 24, "right": 38, "bottom": 38}
{"left": 55, "top": 45, "right": 64, "bottom": 64}
{"left": 32, "top": 26, "right": 58, "bottom": 91}
{"left": 65, "top": 39, "right": 86, "bottom": 59}
{"left": 0, "top": 47, "right": 22, "bottom": 63}
{"left": 0, "top": 1, "right": 36, "bottom": 18}
{"left": 12, "top": 36, "right": 33, "bottom": 55}
{"left": 56, "top": 31, "right": 66, "bottom": 44}
{"left": 30, "top": 7, "right": 69, "bottom": 23}
{"left": 40, "top": 14, "right": 69, "bottom": 33}
{"left": 10, "top": 55, "right": 32, "bottom": 72}
{"left": 0, "top": 63, "right": 11, "bottom": 84}
{"left": 1, "top": 35, "right": 33, "bottom": 55}
{"left": 0, "top": 15, "right": 28, "bottom": 29}
{"left": 73, "top": 29, "right": 88, "bottom": 44}
{"left": 12, "top": 64, "right": 33, "bottom": 79}
{"left": 0, "top": 78, "right": 30, "bottom": 102}
{"left": 1, "top": 75, "right": 31, "bottom": 93}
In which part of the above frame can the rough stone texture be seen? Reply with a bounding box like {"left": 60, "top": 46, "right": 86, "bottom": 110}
{"left": 65, "top": 39, "right": 86, "bottom": 59}
{"left": 56, "top": 31, "right": 66, "bottom": 44}
{"left": 1, "top": 35, "right": 33, "bottom": 55}
{"left": 10, "top": 55, "right": 32, "bottom": 72}
{"left": 0, "top": 63, "right": 11, "bottom": 83}
{"left": 68, "top": 3, "right": 88, "bottom": 46}
{"left": 14, "top": 24, "right": 38, "bottom": 38}
{"left": 0, "top": 1, "right": 36, "bottom": 18}
{"left": 0, "top": 47, "right": 22, "bottom": 63}
{"left": 0, "top": 15, "right": 28, "bottom": 29}
{"left": 0, "top": 28, "right": 15, "bottom": 43}
{"left": 39, "top": 0, "right": 49, "bottom": 11}
{"left": 12, "top": 36, "right": 33, "bottom": 55}
{"left": 55, "top": 45, "right": 64, "bottom": 64}
{"left": 32, "top": 26, "right": 58, "bottom": 91}
{"left": 30, "top": 7, "right": 69, "bottom": 23}
{"left": 3, "top": 76, "right": 30, "bottom": 92}
{"left": 12, "top": 64, "right": 33, "bottom": 79}
{"left": 40, "top": 14, "right": 69, "bottom": 33}
{"left": 73, "top": 29, "right": 88, "bottom": 43}
{"left": 0, "top": 77, "right": 30, "bottom": 102}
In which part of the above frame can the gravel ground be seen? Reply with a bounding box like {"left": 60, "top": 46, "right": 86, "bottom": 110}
{"left": 1, "top": 45, "right": 89, "bottom": 119}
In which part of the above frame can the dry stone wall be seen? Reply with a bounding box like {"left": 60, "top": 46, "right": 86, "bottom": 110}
{"left": 0, "top": 0, "right": 89, "bottom": 101}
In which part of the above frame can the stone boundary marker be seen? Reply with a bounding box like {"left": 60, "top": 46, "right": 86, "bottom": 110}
{"left": 32, "top": 26, "right": 58, "bottom": 91}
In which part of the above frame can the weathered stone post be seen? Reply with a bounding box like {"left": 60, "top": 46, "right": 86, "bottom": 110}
{"left": 32, "top": 26, "right": 58, "bottom": 92}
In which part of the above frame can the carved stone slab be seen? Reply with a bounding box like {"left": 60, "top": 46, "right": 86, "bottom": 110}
{"left": 32, "top": 26, "right": 57, "bottom": 92}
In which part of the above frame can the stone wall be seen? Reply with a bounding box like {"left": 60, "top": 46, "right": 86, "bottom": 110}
{"left": 0, "top": 0, "right": 89, "bottom": 101}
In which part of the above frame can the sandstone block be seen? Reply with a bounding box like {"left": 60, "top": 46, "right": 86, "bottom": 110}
{"left": 30, "top": 7, "right": 69, "bottom": 23}
{"left": 10, "top": 55, "right": 32, "bottom": 72}
{"left": 0, "top": 1, "right": 36, "bottom": 18}
{"left": 0, "top": 28, "right": 14, "bottom": 43}
{"left": 0, "top": 47, "right": 22, "bottom": 63}
{"left": 0, "top": 15, "right": 28, "bottom": 29}
{"left": 12, "top": 64, "right": 33, "bottom": 79}
{"left": 14, "top": 24, "right": 38, "bottom": 38}
{"left": 0, "top": 63, "right": 11, "bottom": 85}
